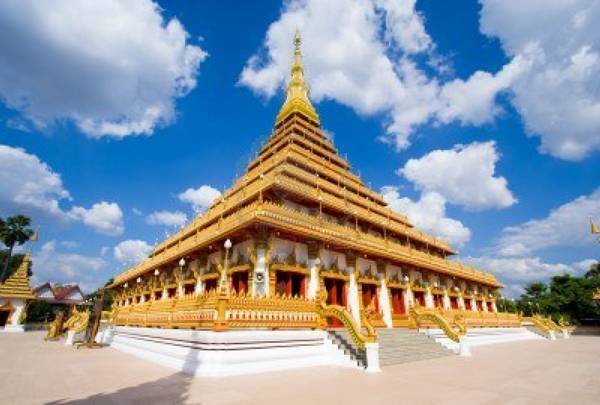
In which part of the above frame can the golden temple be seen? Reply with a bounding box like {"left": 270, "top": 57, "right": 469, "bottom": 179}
{"left": 110, "top": 31, "right": 506, "bottom": 336}
{"left": 0, "top": 254, "right": 35, "bottom": 331}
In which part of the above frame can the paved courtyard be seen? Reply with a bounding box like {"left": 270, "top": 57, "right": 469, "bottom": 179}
{"left": 1, "top": 331, "right": 599, "bottom": 404}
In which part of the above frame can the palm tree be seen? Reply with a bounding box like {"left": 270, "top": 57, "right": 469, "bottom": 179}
{"left": 0, "top": 215, "right": 34, "bottom": 282}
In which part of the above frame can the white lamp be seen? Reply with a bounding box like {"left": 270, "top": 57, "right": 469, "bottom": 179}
{"left": 179, "top": 257, "right": 186, "bottom": 267}
{"left": 224, "top": 239, "right": 232, "bottom": 250}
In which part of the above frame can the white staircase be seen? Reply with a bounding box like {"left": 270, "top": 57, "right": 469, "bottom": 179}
{"left": 422, "top": 327, "right": 544, "bottom": 353}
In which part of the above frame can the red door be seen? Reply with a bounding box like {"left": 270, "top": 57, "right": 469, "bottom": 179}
{"left": 231, "top": 271, "right": 248, "bottom": 294}
{"left": 362, "top": 284, "right": 379, "bottom": 311}
{"left": 413, "top": 291, "right": 425, "bottom": 306}
{"left": 391, "top": 288, "right": 405, "bottom": 314}
{"left": 450, "top": 297, "right": 458, "bottom": 309}
{"left": 325, "top": 278, "right": 346, "bottom": 327}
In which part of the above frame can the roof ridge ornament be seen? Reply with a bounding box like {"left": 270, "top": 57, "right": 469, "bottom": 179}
{"left": 276, "top": 30, "right": 320, "bottom": 125}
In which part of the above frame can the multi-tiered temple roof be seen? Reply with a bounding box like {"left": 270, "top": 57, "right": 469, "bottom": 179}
{"left": 113, "top": 31, "right": 500, "bottom": 289}
{"left": 0, "top": 254, "right": 35, "bottom": 300}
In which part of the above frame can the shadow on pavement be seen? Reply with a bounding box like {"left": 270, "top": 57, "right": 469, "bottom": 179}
{"left": 47, "top": 330, "right": 203, "bottom": 405}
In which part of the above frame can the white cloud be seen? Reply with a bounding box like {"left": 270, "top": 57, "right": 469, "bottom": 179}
{"left": 0, "top": 144, "right": 125, "bottom": 236}
{"left": 0, "top": 144, "right": 71, "bottom": 217}
{"left": 178, "top": 185, "right": 221, "bottom": 213}
{"left": 498, "top": 188, "right": 600, "bottom": 256}
{"left": 0, "top": 0, "right": 207, "bottom": 138}
{"left": 240, "top": 0, "right": 524, "bottom": 150}
{"left": 132, "top": 208, "right": 142, "bottom": 216}
{"left": 32, "top": 241, "right": 107, "bottom": 292}
{"left": 114, "top": 240, "right": 153, "bottom": 266}
{"left": 146, "top": 210, "right": 188, "bottom": 227}
{"left": 480, "top": 0, "right": 600, "bottom": 160}
{"left": 463, "top": 255, "right": 596, "bottom": 298}
{"left": 69, "top": 202, "right": 124, "bottom": 236}
{"left": 381, "top": 187, "right": 471, "bottom": 247}
{"left": 400, "top": 141, "right": 516, "bottom": 211}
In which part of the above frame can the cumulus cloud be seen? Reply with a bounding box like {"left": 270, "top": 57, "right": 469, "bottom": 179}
{"left": 0, "top": 144, "right": 71, "bottom": 217}
{"left": 0, "top": 144, "right": 125, "bottom": 235}
{"left": 480, "top": 0, "right": 600, "bottom": 160}
{"left": 240, "top": 0, "right": 525, "bottom": 149}
{"left": 146, "top": 210, "right": 188, "bottom": 227}
{"left": 32, "top": 241, "right": 107, "bottom": 292}
{"left": 178, "top": 185, "right": 221, "bottom": 213}
{"left": 0, "top": 0, "right": 207, "bottom": 138}
{"left": 68, "top": 202, "right": 124, "bottom": 236}
{"left": 400, "top": 141, "right": 516, "bottom": 211}
{"left": 114, "top": 240, "right": 153, "bottom": 266}
{"left": 497, "top": 188, "right": 600, "bottom": 256}
{"left": 463, "top": 255, "right": 596, "bottom": 298}
{"left": 381, "top": 186, "right": 471, "bottom": 247}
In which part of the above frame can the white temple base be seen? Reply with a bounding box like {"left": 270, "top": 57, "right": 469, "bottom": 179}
{"left": 1, "top": 324, "right": 25, "bottom": 333}
{"left": 102, "top": 327, "right": 360, "bottom": 377}
{"left": 65, "top": 330, "right": 76, "bottom": 345}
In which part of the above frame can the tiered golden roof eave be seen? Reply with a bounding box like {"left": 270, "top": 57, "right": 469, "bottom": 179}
{"left": 0, "top": 254, "right": 35, "bottom": 299}
{"left": 111, "top": 31, "right": 501, "bottom": 290}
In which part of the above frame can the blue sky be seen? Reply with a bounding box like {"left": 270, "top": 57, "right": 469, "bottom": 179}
{"left": 0, "top": 0, "right": 598, "bottom": 296}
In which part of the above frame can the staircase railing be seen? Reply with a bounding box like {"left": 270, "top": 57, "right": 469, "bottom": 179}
{"left": 409, "top": 305, "right": 466, "bottom": 343}
{"left": 523, "top": 315, "right": 554, "bottom": 338}
{"left": 318, "top": 302, "right": 376, "bottom": 350}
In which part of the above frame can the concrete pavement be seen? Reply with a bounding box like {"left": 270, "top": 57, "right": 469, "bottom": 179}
{"left": 1, "top": 331, "right": 599, "bottom": 404}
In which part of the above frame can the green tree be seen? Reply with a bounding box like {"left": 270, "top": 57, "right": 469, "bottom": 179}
{"left": 26, "top": 300, "right": 55, "bottom": 323}
{"left": 515, "top": 261, "right": 600, "bottom": 323}
{"left": 0, "top": 215, "right": 34, "bottom": 282}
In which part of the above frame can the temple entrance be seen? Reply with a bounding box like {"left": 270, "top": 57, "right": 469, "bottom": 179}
{"left": 276, "top": 272, "right": 305, "bottom": 297}
{"left": 413, "top": 291, "right": 425, "bottom": 307}
{"left": 183, "top": 283, "right": 195, "bottom": 295}
{"left": 361, "top": 284, "right": 379, "bottom": 312}
{"left": 167, "top": 288, "right": 177, "bottom": 298}
{"left": 476, "top": 300, "right": 484, "bottom": 311}
{"left": 487, "top": 301, "right": 494, "bottom": 312}
{"left": 464, "top": 298, "right": 472, "bottom": 310}
{"left": 231, "top": 271, "right": 248, "bottom": 294}
{"left": 0, "top": 310, "right": 10, "bottom": 327}
{"left": 390, "top": 288, "right": 405, "bottom": 315}
{"left": 450, "top": 296, "right": 459, "bottom": 309}
{"left": 204, "top": 279, "right": 217, "bottom": 293}
{"left": 325, "top": 278, "right": 347, "bottom": 327}
{"left": 432, "top": 294, "right": 443, "bottom": 309}
{"left": 154, "top": 290, "right": 162, "bottom": 300}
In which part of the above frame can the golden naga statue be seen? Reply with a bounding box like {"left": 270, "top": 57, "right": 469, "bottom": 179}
{"left": 45, "top": 311, "right": 66, "bottom": 341}
{"left": 64, "top": 307, "right": 90, "bottom": 334}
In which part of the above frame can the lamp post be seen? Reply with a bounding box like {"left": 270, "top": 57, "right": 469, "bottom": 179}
{"left": 213, "top": 239, "right": 232, "bottom": 331}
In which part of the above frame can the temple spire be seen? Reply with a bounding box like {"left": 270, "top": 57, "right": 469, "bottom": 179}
{"left": 276, "top": 30, "right": 320, "bottom": 125}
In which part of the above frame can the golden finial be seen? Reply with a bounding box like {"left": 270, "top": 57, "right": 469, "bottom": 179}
{"left": 275, "top": 30, "right": 320, "bottom": 125}
{"left": 294, "top": 29, "right": 302, "bottom": 53}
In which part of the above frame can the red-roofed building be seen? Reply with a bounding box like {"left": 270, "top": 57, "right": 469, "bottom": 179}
{"left": 34, "top": 283, "right": 85, "bottom": 305}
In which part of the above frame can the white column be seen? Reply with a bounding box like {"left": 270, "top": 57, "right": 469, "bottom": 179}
{"left": 253, "top": 247, "right": 268, "bottom": 296}
{"left": 348, "top": 272, "right": 361, "bottom": 326}
{"left": 482, "top": 299, "right": 489, "bottom": 312}
{"left": 491, "top": 300, "right": 498, "bottom": 313}
{"left": 470, "top": 298, "right": 477, "bottom": 311}
{"left": 406, "top": 286, "right": 414, "bottom": 308}
{"left": 458, "top": 295, "right": 465, "bottom": 310}
{"left": 195, "top": 277, "right": 203, "bottom": 295}
{"left": 177, "top": 282, "right": 184, "bottom": 297}
{"left": 379, "top": 278, "right": 392, "bottom": 328}
{"left": 307, "top": 258, "right": 320, "bottom": 299}
{"left": 442, "top": 292, "right": 451, "bottom": 310}
{"left": 425, "top": 288, "right": 434, "bottom": 309}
